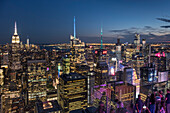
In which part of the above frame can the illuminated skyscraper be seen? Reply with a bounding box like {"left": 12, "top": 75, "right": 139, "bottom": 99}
{"left": 95, "top": 61, "right": 108, "bottom": 86}
{"left": 62, "top": 55, "right": 70, "bottom": 74}
{"left": 142, "top": 39, "right": 146, "bottom": 49}
{"left": 0, "top": 68, "right": 4, "bottom": 93}
{"left": 116, "top": 39, "right": 121, "bottom": 61}
{"left": 123, "top": 68, "right": 134, "bottom": 85}
{"left": 70, "top": 17, "right": 86, "bottom": 73}
{"left": 124, "top": 44, "right": 135, "bottom": 63}
{"left": 10, "top": 22, "right": 22, "bottom": 70}
{"left": 58, "top": 73, "right": 87, "bottom": 113}
{"left": 134, "top": 34, "right": 141, "bottom": 53}
{"left": 26, "top": 51, "right": 47, "bottom": 102}
{"left": 26, "top": 38, "right": 30, "bottom": 49}
{"left": 86, "top": 46, "right": 95, "bottom": 71}
{"left": 94, "top": 49, "right": 107, "bottom": 63}
{"left": 150, "top": 53, "right": 166, "bottom": 72}
{"left": 140, "top": 66, "right": 156, "bottom": 86}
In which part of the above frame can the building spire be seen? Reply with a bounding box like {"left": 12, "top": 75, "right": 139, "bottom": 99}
{"left": 14, "top": 21, "right": 17, "bottom": 35}
{"left": 74, "top": 16, "right": 76, "bottom": 40}
{"left": 101, "top": 24, "right": 103, "bottom": 49}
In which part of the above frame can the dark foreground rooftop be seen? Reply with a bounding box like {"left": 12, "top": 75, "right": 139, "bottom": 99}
{"left": 35, "top": 100, "right": 62, "bottom": 113}
{"left": 69, "top": 106, "right": 97, "bottom": 113}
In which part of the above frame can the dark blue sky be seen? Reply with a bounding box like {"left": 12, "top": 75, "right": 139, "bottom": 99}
{"left": 0, "top": 0, "right": 170, "bottom": 44}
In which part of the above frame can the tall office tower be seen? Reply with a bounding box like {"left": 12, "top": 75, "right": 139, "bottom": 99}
{"left": 150, "top": 52, "right": 166, "bottom": 72}
{"left": 140, "top": 65, "right": 156, "bottom": 86}
{"left": 27, "top": 59, "right": 47, "bottom": 102}
{"left": 123, "top": 68, "right": 140, "bottom": 98}
{"left": 134, "top": 34, "right": 140, "bottom": 45}
{"left": 1, "top": 49, "right": 9, "bottom": 65}
{"left": 134, "top": 34, "right": 140, "bottom": 52}
{"left": 0, "top": 68, "right": 4, "bottom": 93}
{"left": 123, "top": 68, "right": 134, "bottom": 85}
{"left": 108, "top": 56, "right": 117, "bottom": 77}
{"left": 70, "top": 17, "right": 86, "bottom": 73}
{"left": 86, "top": 46, "right": 94, "bottom": 71}
{"left": 116, "top": 39, "right": 122, "bottom": 61}
{"left": 87, "top": 71, "right": 95, "bottom": 105}
{"left": 27, "top": 38, "right": 29, "bottom": 48}
{"left": 124, "top": 45, "right": 135, "bottom": 63}
{"left": 142, "top": 39, "right": 146, "bottom": 49}
{"left": 132, "top": 54, "right": 144, "bottom": 76}
{"left": 94, "top": 49, "right": 107, "bottom": 63}
{"left": 95, "top": 61, "right": 108, "bottom": 86}
{"left": 10, "top": 22, "right": 22, "bottom": 70}
{"left": 58, "top": 73, "right": 87, "bottom": 113}
{"left": 70, "top": 45, "right": 76, "bottom": 73}
{"left": 70, "top": 16, "right": 76, "bottom": 73}
{"left": 62, "top": 55, "right": 70, "bottom": 74}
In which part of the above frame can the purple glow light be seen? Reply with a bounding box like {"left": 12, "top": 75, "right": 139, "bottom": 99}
{"left": 100, "top": 84, "right": 106, "bottom": 87}
{"left": 94, "top": 85, "right": 99, "bottom": 88}
{"left": 116, "top": 81, "right": 123, "bottom": 84}
{"left": 47, "top": 67, "right": 49, "bottom": 71}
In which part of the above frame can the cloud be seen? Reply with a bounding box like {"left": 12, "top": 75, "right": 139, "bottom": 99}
{"left": 109, "top": 26, "right": 170, "bottom": 43}
{"left": 157, "top": 18, "right": 170, "bottom": 23}
{"left": 110, "top": 26, "right": 170, "bottom": 36}
{"left": 110, "top": 29, "right": 134, "bottom": 35}
{"left": 144, "top": 26, "right": 153, "bottom": 29}
{"left": 161, "top": 26, "right": 170, "bottom": 28}
{"left": 117, "top": 35, "right": 125, "bottom": 39}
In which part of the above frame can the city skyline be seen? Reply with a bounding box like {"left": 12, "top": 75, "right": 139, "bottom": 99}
{"left": 1, "top": 0, "right": 170, "bottom": 44}
{"left": 0, "top": 1, "right": 170, "bottom": 113}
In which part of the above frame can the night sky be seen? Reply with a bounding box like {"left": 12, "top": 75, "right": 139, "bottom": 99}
{"left": 0, "top": 0, "right": 170, "bottom": 44}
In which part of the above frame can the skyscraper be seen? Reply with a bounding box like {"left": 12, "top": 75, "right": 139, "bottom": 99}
{"left": 70, "top": 17, "right": 86, "bottom": 73}
{"left": 62, "top": 55, "right": 70, "bottom": 74}
{"left": 58, "top": 73, "right": 87, "bottom": 113}
{"left": 10, "top": 22, "right": 22, "bottom": 71}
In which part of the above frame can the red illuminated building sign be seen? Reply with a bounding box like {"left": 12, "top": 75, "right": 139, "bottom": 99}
{"left": 102, "top": 50, "right": 107, "bottom": 55}
{"left": 95, "top": 50, "right": 107, "bottom": 55}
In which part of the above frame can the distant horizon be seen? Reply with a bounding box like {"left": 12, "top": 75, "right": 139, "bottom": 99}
{"left": 1, "top": 40, "right": 170, "bottom": 45}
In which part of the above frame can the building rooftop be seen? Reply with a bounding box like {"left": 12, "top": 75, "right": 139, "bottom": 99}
{"left": 69, "top": 109, "right": 84, "bottom": 113}
{"left": 35, "top": 100, "right": 62, "bottom": 113}
{"left": 27, "top": 60, "right": 46, "bottom": 64}
{"left": 96, "top": 61, "right": 108, "bottom": 68}
{"left": 60, "top": 73, "right": 86, "bottom": 82}
{"left": 69, "top": 107, "right": 97, "bottom": 113}
{"left": 76, "top": 65, "right": 90, "bottom": 70}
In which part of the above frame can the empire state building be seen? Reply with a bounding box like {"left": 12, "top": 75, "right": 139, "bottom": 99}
{"left": 10, "top": 22, "right": 22, "bottom": 70}
{"left": 12, "top": 22, "right": 20, "bottom": 44}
